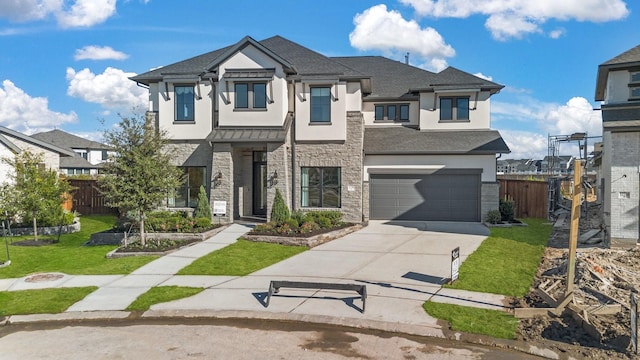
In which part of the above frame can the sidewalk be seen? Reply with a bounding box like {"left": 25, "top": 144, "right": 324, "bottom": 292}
{"left": 2, "top": 221, "right": 510, "bottom": 326}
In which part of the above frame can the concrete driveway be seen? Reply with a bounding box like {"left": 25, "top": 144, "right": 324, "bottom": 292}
{"left": 152, "top": 220, "right": 490, "bottom": 331}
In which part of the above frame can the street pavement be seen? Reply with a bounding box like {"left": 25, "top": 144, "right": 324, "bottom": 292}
{"left": 1, "top": 220, "right": 510, "bottom": 337}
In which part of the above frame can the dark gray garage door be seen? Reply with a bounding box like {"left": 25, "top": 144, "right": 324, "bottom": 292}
{"left": 369, "top": 173, "right": 480, "bottom": 221}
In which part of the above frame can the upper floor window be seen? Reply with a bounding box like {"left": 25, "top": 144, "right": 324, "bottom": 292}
{"left": 101, "top": 150, "right": 108, "bottom": 161}
{"left": 440, "top": 97, "right": 469, "bottom": 121}
{"left": 175, "top": 85, "right": 195, "bottom": 121}
{"left": 235, "top": 82, "right": 267, "bottom": 109}
{"left": 310, "top": 87, "right": 331, "bottom": 123}
{"left": 375, "top": 104, "right": 409, "bottom": 122}
{"left": 630, "top": 72, "right": 640, "bottom": 99}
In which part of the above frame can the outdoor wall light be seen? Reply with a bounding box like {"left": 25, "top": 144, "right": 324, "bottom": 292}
{"left": 213, "top": 171, "right": 223, "bottom": 188}
{"left": 269, "top": 170, "right": 278, "bottom": 188}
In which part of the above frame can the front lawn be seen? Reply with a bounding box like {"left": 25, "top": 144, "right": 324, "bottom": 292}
{"left": 445, "top": 218, "right": 552, "bottom": 297}
{"left": 0, "top": 287, "right": 97, "bottom": 316}
{"left": 127, "top": 286, "right": 204, "bottom": 311}
{"left": 423, "top": 302, "right": 519, "bottom": 339}
{"left": 178, "top": 239, "right": 307, "bottom": 276}
{"left": 0, "top": 215, "right": 158, "bottom": 279}
{"left": 423, "top": 218, "right": 552, "bottom": 340}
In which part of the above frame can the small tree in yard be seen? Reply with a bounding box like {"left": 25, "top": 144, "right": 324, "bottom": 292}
{"left": 99, "top": 116, "right": 182, "bottom": 246}
{"left": 270, "top": 188, "right": 290, "bottom": 224}
{"left": 193, "top": 185, "right": 211, "bottom": 220}
{"left": 3, "top": 151, "right": 71, "bottom": 241}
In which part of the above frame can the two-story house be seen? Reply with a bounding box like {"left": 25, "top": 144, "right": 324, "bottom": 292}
{"left": 130, "top": 35, "right": 510, "bottom": 223}
{"left": 0, "top": 126, "right": 76, "bottom": 184}
{"left": 31, "top": 129, "right": 112, "bottom": 176}
{"left": 595, "top": 44, "right": 640, "bottom": 245}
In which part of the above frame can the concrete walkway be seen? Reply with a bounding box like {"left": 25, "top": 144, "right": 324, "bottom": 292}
{"left": 2, "top": 221, "right": 510, "bottom": 332}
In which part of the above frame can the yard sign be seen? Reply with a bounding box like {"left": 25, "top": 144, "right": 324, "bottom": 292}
{"left": 450, "top": 247, "right": 460, "bottom": 283}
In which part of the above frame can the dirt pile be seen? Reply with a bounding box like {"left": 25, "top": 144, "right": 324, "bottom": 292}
{"left": 514, "top": 202, "right": 639, "bottom": 359}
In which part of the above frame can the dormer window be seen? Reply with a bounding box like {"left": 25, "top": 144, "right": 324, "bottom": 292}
{"left": 375, "top": 104, "right": 409, "bottom": 122}
{"left": 630, "top": 72, "right": 640, "bottom": 99}
{"left": 175, "top": 85, "right": 195, "bottom": 121}
{"left": 440, "top": 97, "right": 469, "bottom": 121}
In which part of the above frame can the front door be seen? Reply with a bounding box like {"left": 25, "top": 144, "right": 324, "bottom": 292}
{"left": 253, "top": 151, "right": 268, "bottom": 217}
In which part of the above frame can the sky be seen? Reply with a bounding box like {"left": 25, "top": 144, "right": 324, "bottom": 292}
{"left": 0, "top": 0, "right": 638, "bottom": 160}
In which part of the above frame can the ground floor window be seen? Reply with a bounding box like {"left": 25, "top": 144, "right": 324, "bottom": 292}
{"left": 66, "top": 168, "right": 91, "bottom": 175}
{"left": 301, "top": 167, "right": 341, "bottom": 208}
{"left": 168, "top": 166, "right": 206, "bottom": 207}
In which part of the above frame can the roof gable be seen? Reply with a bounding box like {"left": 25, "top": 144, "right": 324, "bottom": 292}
{"left": 0, "top": 126, "right": 75, "bottom": 157}
{"left": 595, "top": 44, "right": 640, "bottom": 101}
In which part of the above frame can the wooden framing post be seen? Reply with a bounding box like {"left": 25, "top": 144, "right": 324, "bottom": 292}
{"left": 566, "top": 159, "right": 582, "bottom": 296}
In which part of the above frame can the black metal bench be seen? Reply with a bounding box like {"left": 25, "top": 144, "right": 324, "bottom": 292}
{"left": 266, "top": 280, "right": 367, "bottom": 312}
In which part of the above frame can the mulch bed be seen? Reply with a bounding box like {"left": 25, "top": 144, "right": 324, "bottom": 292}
{"left": 115, "top": 238, "right": 201, "bottom": 253}
{"left": 11, "top": 239, "right": 57, "bottom": 246}
{"left": 247, "top": 223, "right": 354, "bottom": 238}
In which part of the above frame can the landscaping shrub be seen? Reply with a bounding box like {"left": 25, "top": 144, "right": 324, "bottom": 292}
{"left": 499, "top": 197, "right": 515, "bottom": 222}
{"left": 485, "top": 210, "right": 502, "bottom": 224}
{"left": 299, "top": 221, "right": 320, "bottom": 234}
{"left": 194, "top": 217, "right": 212, "bottom": 228}
{"left": 270, "top": 189, "right": 290, "bottom": 224}
{"left": 285, "top": 218, "right": 299, "bottom": 230}
{"left": 307, "top": 211, "right": 342, "bottom": 226}
{"left": 291, "top": 210, "right": 306, "bottom": 225}
{"left": 316, "top": 216, "right": 332, "bottom": 229}
{"left": 193, "top": 185, "right": 212, "bottom": 219}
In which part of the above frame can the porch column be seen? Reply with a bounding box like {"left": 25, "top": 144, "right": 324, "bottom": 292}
{"left": 211, "top": 142, "right": 233, "bottom": 224}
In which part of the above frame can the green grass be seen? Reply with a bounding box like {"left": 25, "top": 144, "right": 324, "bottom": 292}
{"left": 126, "top": 286, "right": 204, "bottom": 311}
{"left": 423, "top": 301, "right": 519, "bottom": 339}
{"left": 178, "top": 239, "right": 307, "bottom": 276}
{"left": 446, "top": 218, "right": 552, "bottom": 297}
{"left": 0, "top": 215, "right": 158, "bottom": 279}
{"left": 0, "top": 287, "right": 97, "bottom": 316}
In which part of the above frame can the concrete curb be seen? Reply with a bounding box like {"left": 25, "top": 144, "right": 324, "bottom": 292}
{"left": 2, "top": 309, "right": 565, "bottom": 359}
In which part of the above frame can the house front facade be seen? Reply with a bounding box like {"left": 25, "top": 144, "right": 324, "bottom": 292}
{"left": 595, "top": 44, "right": 640, "bottom": 245}
{"left": 131, "top": 36, "right": 509, "bottom": 224}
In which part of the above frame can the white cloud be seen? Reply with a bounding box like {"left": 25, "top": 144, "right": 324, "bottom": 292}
{"left": 0, "top": 79, "right": 78, "bottom": 134}
{"left": 0, "top": 0, "right": 117, "bottom": 28}
{"left": 493, "top": 96, "right": 602, "bottom": 159}
{"left": 473, "top": 72, "right": 493, "bottom": 81}
{"left": 399, "top": 0, "right": 629, "bottom": 40}
{"left": 75, "top": 45, "right": 129, "bottom": 61}
{"left": 66, "top": 67, "right": 147, "bottom": 111}
{"left": 350, "top": 4, "right": 455, "bottom": 70}
{"left": 549, "top": 28, "right": 566, "bottom": 39}
{"left": 499, "top": 130, "right": 548, "bottom": 160}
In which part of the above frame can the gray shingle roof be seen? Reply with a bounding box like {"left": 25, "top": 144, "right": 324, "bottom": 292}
{"left": 601, "top": 44, "right": 640, "bottom": 66}
{"left": 31, "top": 129, "right": 110, "bottom": 151}
{"left": 0, "top": 126, "right": 76, "bottom": 156}
{"left": 206, "top": 113, "right": 292, "bottom": 143}
{"left": 60, "top": 155, "right": 101, "bottom": 169}
{"left": 130, "top": 35, "right": 501, "bottom": 101}
{"left": 364, "top": 126, "right": 510, "bottom": 155}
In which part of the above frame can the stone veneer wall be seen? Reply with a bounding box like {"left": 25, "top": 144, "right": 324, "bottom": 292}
{"left": 267, "top": 141, "right": 291, "bottom": 222}
{"left": 211, "top": 143, "right": 233, "bottom": 224}
{"left": 293, "top": 112, "right": 364, "bottom": 223}
{"left": 607, "top": 131, "right": 640, "bottom": 244}
{"left": 481, "top": 182, "right": 500, "bottom": 222}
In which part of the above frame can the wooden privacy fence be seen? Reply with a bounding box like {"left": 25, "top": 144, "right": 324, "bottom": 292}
{"left": 499, "top": 179, "right": 548, "bottom": 219}
{"left": 67, "top": 179, "right": 118, "bottom": 215}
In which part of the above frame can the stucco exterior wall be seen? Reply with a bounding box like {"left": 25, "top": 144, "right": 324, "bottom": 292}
{"left": 294, "top": 82, "right": 348, "bottom": 141}
{"left": 157, "top": 82, "right": 213, "bottom": 140}
{"left": 419, "top": 91, "right": 491, "bottom": 130}
{"left": 605, "top": 70, "right": 633, "bottom": 104}
{"left": 361, "top": 101, "right": 420, "bottom": 127}
{"left": 4, "top": 135, "right": 61, "bottom": 172}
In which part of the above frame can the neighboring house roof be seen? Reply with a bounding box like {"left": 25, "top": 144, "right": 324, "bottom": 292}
{"left": 0, "top": 125, "right": 76, "bottom": 157}
{"left": 60, "top": 155, "right": 100, "bottom": 169}
{"left": 130, "top": 35, "right": 500, "bottom": 100}
{"left": 364, "top": 127, "right": 510, "bottom": 155}
{"left": 31, "top": 129, "right": 111, "bottom": 151}
{"left": 595, "top": 44, "right": 640, "bottom": 101}
{"left": 0, "top": 133, "right": 21, "bottom": 153}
